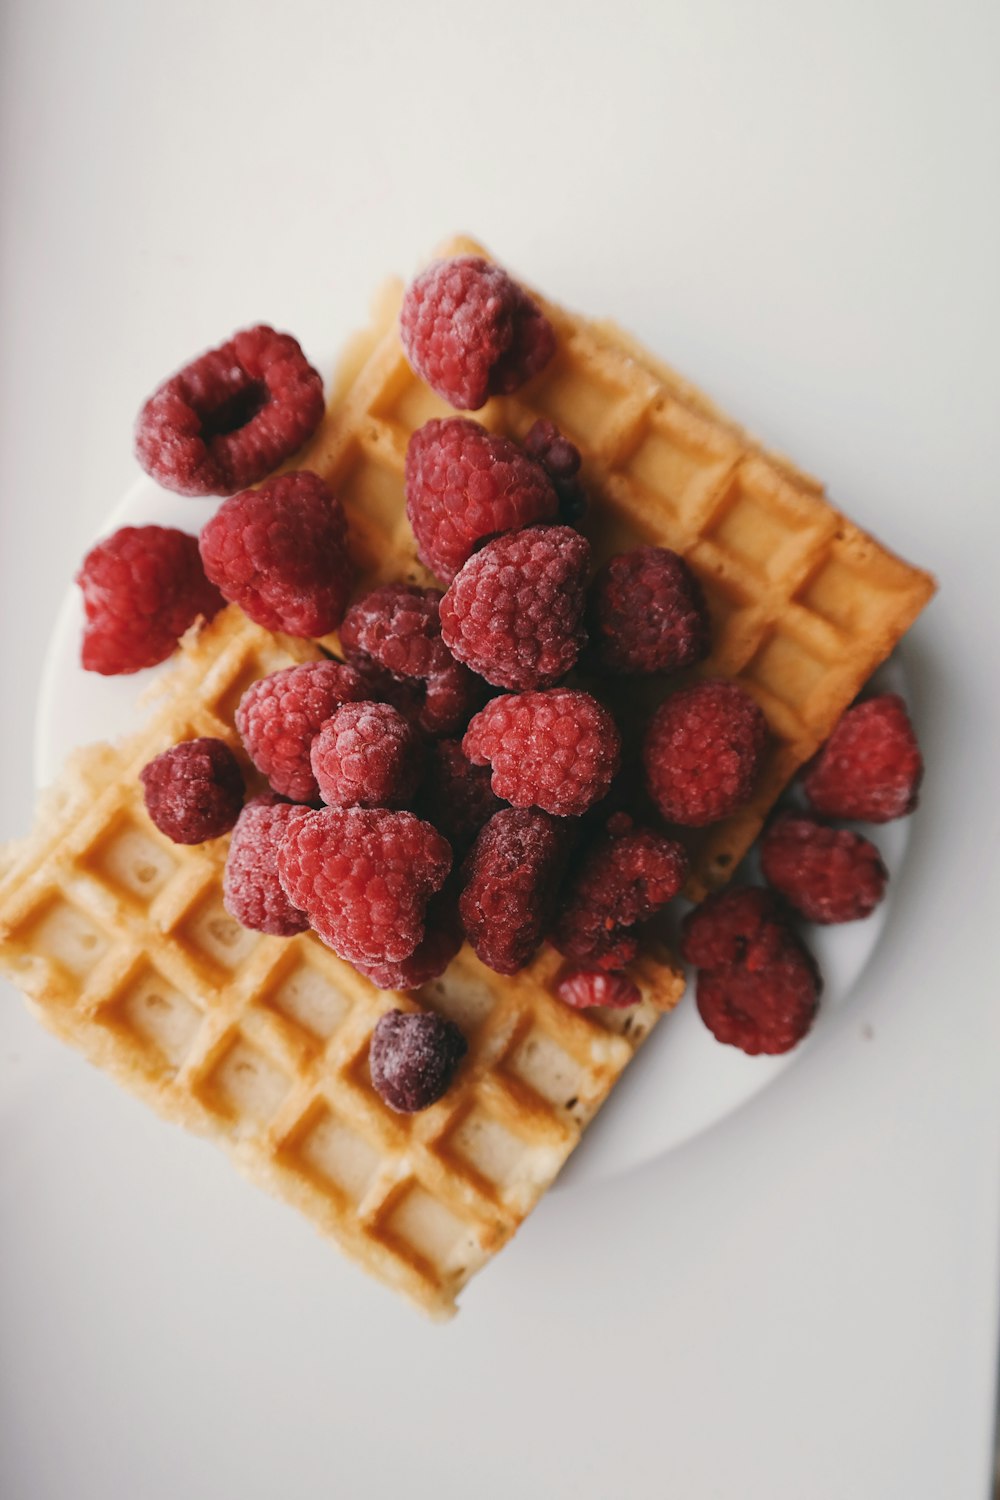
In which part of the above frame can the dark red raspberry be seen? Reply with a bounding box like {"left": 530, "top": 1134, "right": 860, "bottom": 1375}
{"left": 680, "top": 886, "right": 790, "bottom": 972}
{"left": 459, "top": 809, "right": 566, "bottom": 975}
{"left": 695, "top": 945, "right": 820, "bottom": 1055}
{"left": 310, "top": 702, "right": 423, "bottom": 809}
{"left": 77, "top": 525, "right": 224, "bottom": 675}
{"left": 405, "top": 418, "right": 557, "bottom": 582}
{"left": 804, "top": 694, "right": 923, "bottom": 823}
{"left": 399, "top": 256, "right": 554, "bottom": 411}
{"left": 277, "top": 807, "right": 451, "bottom": 966}
{"left": 419, "top": 659, "right": 487, "bottom": 737}
{"left": 522, "top": 419, "right": 587, "bottom": 524}
{"left": 463, "top": 689, "right": 621, "bottom": 818}
{"left": 551, "top": 820, "right": 687, "bottom": 969}
{"left": 198, "top": 471, "right": 352, "bottom": 636}
{"left": 222, "top": 795, "right": 310, "bottom": 936}
{"left": 440, "top": 525, "right": 590, "bottom": 691}
{"left": 643, "top": 680, "right": 767, "bottom": 826}
{"left": 589, "top": 547, "right": 710, "bottom": 675}
{"left": 369, "top": 1009, "right": 468, "bottom": 1113}
{"left": 236, "top": 660, "right": 367, "bottom": 802}
{"left": 354, "top": 890, "right": 463, "bottom": 991}
{"left": 417, "top": 739, "right": 505, "bottom": 856}
{"left": 139, "top": 737, "right": 244, "bottom": 844}
{"left": 134, "top": 325, "right": 324, "bottom": 496}
{"left": 761, "top": 814, "right": 888, "bottom": 924}
{"left": 557, "top": 969, "right": 641, "bottom": 1010}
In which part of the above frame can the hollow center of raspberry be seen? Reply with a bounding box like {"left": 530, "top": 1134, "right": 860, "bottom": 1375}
{"left": 200, "top": 380, "right": 269, "bottom": 440}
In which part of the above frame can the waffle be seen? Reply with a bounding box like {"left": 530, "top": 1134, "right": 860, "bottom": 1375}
{"left": 0, "top": 606, "right": 682, "bottom": 1319}
{"left": 294, "top": 235, "right": 936, "bottom": 897}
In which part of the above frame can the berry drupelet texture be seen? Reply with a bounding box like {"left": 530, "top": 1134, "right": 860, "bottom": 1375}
{"left": 139, "top": 737, "right": 244, "bottom": 845}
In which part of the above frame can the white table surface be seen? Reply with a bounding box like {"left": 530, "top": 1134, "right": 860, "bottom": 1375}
{"left": 2, "top": 3, "right": 999, "bottom": 1497}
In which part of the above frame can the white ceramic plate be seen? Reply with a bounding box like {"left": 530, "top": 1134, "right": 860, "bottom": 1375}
{"left": 35, "top": 472, "right": 912, "bottom": 1188}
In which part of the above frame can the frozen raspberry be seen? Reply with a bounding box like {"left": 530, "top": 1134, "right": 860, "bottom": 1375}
{"left": 198, "top": 471, "right": 352, "bottom": 636}
{"left": 417, "top": 739, "right": 505, "bottom": 856}
{"left": 134, "top": 325, "right": 324, "bottom": 496}
{"left": 440, "top": 525, "right": 590, "bottom": 691}
{"left": 761, "top": 814, "right": 888, "bottom": 924}
{"left": 236, "top": 660, "right": 366, "bottom": 802}
{"left": 419, "top": 659, "right": 487, "bottom": 737}
{"left": 459, "top": 809, "right": 566, "bottom": 975}
{"left": 680, "top": 886, "right": 790, "bottom": 972}
{"left": 139, "top": 737, "right": 244, "bottom": 844}
{"left": 77, "top": 525, "right": 224, "bottom": 675}
{"left": 804, "top": 694, "right": 923, "bottom": 823}
{"left": 310, "top": 702, "right": 423, "bottom": 809}
{"left": 369, "top": 1009, "right": 468, "bottom": 1113}
{"left": 696, "top": 944, "right": 820, "bottom": 1055}
{"left": 222, "top": 795, "right": 310, "bottom": 936}
{"left": 551, "top": 820, "right": 687, "bottom": 969}
{"left": 643, "top": 680, "right": 767, "bottom": 826}
{"left": 277, "top": 807, "right": 451, "bottom": 966}
{"left": 464, "top": 689, "right": 620, "bottom": 818}
{"left": 589, "top": 547, "right": 710, "bottom": 675}
{"left": 354, "top": 891, "right": 463, "bottom": 990}
{"left": 522, "top": 420, "right": 587, "bottom": 524}
{"left": 557, "top": 969, "right": 641, "bottom": 1010}
{"left": 399, "top": 256, "right": 554, "bottom": 411}
{"left": 405, "top": 418, "right": 557, "bottom": 582}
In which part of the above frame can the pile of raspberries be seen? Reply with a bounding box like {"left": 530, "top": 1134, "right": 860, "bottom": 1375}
{"left": 95, "top": 256, "right": 923, "bottom": 1107}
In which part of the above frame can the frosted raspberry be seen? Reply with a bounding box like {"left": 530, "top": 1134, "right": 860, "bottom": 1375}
{"left": 643, "top": 680, "right": 767, "bottom": 826}
{"left": 440, "top": 525, "right": 590, "bottom": 690}
{"left": 222, "top": 795, "right": 310, "bottom": 936}
{"left": 680, "top": 886, "right": 790, "bottom": 972}
{"left": 696, "top": 945, "right": 820, "bottom": 1055}
{"left": 551, "top": 820, "right": 687, "bottom": 969}
{"left": 310, "top": 702, "right": 423, "bottom": 809}
{"left": 277, "top": 807, "right": 451, "bottom": 966}
{"left": 77, "top": 525, "right": 223, "bottom": 675}
{"left": 139, "top": 737, "right": 244, "bottom": 844}
{"left": 804, "top": 694, "right": 923, "bottom": 823}
{"left": 588, "top": 547, "right": 710, "bottom": 675}
{"left": 369, "top": 1010, "right": 468, "bottom": 1113}
{"left": 557, "top": 969, "right": 641, "bottom": 1010}
{"left": 134, "top": 325, "right": 324, "bottom": 496}
{"left": 399, "top": 256, "right": 554, "bottom": 410}
{"left": 464, "top": 689, "right": 620, "bottom": 818}
{"left": 236, "top": 660, "right": 367, "bottom": 802}
{"left": 417, "top": 739, "right": 505, "bottom": 856}
{"left": 522, "top": 419, "right": 587, "bottom": 524}
{"left": 761, "top": 814, "right": 888, "bottom": 924}
{"left": 459, "top": 809, "right": 566, "bottom": 975}
{"left": 198, "top": 471, "right": 352, "bottom": 636}
{"left": 354, "top": 891, "right": 463, "bottom": 991}
{"left": 405, "top": 418, "right": 557, "bottom": 582}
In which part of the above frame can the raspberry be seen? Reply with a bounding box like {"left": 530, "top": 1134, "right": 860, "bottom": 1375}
{"left": 803, "top": 694, "right": 923, "bottom": 823}
{"left": 198, "top": 472, "right": 352, "bottom": 636}
{"left": 417, "top": 739, "right": 505, "bottom": 856}
{"left": 369, "top": 1009, "right": 468, "bottom": 1113}
{"left": 222, "top": 795, "right": 310, "bottom": 936}
{"left": 557, "top": 969, "right": 641, "bottom": 1010}
{"left": 459, "top": 809, "right": 566, "bottom": 975}
{"left": 354, "top": 891, "right": 463, "bottom": 991}
{"left": 680, "top": 886, "right": 790, "bottom": 972}
{"left": 277, "top": 807, "right": 451, "bottom": 966}
{"left": 551, "top": 820, "right": 687, "bottom": 969}
{"left": 588, "top": 547, "right": 710, "bottom": 675}
{"left": 643, "top": 680, "right": 767, "bottom": 826}
{"left": 760, "top": 814, "right": 888, "bottom": 924}
{"left": 134, "top": 325, "right": 324, "bottom": 496}
{"left": 77, "top": 525, "right": 224, "bottom": 675}
{"left": 310, "top": 702, "right": 423, "bottom": 809}
{"left": 419, "top": 659, "right": 487, "bottom": 737}
{"left": 522, "top": 419, "right": 587, "bottom": 524}
{"left": 463, "top": 689, "right": 621, "bottom": 818}
{"left": 399, "top": 256, "right": 554, "bottom": 411}
{"left": 695, "top": 945, "right": 820, "bottom": 1055}
{"left": 405, "top": 418, "right": 557, "bottom": 582}
{"left": 236, "top": 660, "right": 367, "bottom": 802}
{"left": 440, "top": 525, "right": 590, "bottom": 691}
{"left": 139, "top": 736, "right": 244, "bottom": 844}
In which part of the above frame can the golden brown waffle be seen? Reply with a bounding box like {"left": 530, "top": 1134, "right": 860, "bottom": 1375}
{"left": 0, "top": 607, "right": 682, "bottom": 1319}
{"left": 294, "top": 235, "right": 936, "bottom": 897}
